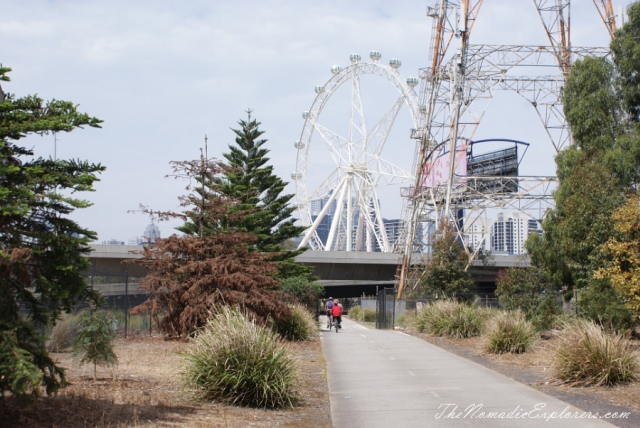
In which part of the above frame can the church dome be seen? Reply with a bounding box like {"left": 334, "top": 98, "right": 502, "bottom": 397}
{"left": 143, "top": 222, "right": 161, "bottom": 243}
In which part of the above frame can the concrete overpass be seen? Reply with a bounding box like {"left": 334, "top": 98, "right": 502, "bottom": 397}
{"left": 86, "top": 244, "right": 530, "bottom": 299}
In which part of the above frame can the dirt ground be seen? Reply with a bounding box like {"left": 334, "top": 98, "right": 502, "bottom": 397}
{"left": 0, "top": 336, "right": 332, "bottom": 428}
{"left": 407, "top": 329, "right": 640, "bottom": 428}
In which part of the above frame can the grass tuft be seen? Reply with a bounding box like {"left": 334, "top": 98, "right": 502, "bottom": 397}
{"left": 413, "top": 300, "right": 487, "bottom": 338}
{"left": 347, "top": 305, "right": 363, "bottom": 321}
{"left": 483, "top": 311, "right": 538, "bottom": 354}
{"left": 363, "top": 308, "right": 376, "bottom": 323}
{"left": 276, "top": 304, "right": 319, "bottom": 341}
{"left": 552, "top": 319, "right": 639, "bottom": 386}
{"left": 183, "top": 306, "right": 298, "bottom": 408}
{"left": 47, "top": 312, "right": 80, "bottom": 353}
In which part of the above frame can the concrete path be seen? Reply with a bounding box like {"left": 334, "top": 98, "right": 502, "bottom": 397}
{"left": 321, "top": 317, "right": 619, "bottom": 428}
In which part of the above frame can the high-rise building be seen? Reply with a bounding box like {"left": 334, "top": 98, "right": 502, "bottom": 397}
{"left": 310, "top": 193, "right": 336, "bottom": 246}
{"left": 490, "top": 212, "right": 539, "bottom": 255}
{"left": 464, "top": 217, "right": 490, "bottom": 253}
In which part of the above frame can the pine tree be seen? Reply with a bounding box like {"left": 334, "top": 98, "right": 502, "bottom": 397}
{"left": 181, "top": 111, "right": 311, "bottom": 280}
{"left": 72, "top": 311, "right": 118, "bottom": 381}
{"left": 0, "top": 65, "right": 104, "bottom": 396}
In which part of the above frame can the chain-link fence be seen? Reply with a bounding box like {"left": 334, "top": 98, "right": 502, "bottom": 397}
{"left": 376, "top": 288, "right": 395, "bottom": 329}
{"left": 77, "top": 267, "right": 155, "bottom": 338}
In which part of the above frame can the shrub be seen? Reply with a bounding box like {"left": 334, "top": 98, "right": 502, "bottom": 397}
{"left": 72, "top": 311, "right": 118, "bottom": 381}
{"left": 531, "top": 294, "right": 562, "bottom": 331}
{"left": 394, "top": 312, "right": 416, "bottom": 329}
{"left": 496, "top": 267, "right": 552, "bottom": 315}
{"left": 413, "top": 300, "right": 487, "bottom": 338}
{"left": 363, "top": 308, "right": 376, "bottom": 323}
{"left": 280, "top": 277, "right": 324, "bottom": 312}
{"left": 347, "top": 305, "right": 363, "bottom": 321}
{"left": 183, "top": 306, "right": 298, "bottom": 408}
{"left": 47, "top": 312, "right": 80, "bottom": 353}
{"left": 553, "top": 319, "right": 639, "bottom": 386}
{"left": 483, "top": 311, "right": 538, "bottom": 354}
{"left": 275, "top": 304, "right": 318, "bottom": 341}
{"left": 576, "top": 281, "right": 635, "bottom": 333}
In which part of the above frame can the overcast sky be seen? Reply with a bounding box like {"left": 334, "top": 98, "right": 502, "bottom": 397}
{"left": 2, "top": 0, "right": 628, "bottom": 242}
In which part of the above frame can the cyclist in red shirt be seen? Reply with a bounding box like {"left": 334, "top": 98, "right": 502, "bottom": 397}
{"left": 331, "top": 299, "right": 343, "bottom": 329}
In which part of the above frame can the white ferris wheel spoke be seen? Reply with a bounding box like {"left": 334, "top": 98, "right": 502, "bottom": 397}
{"left": 363, "top": 95, "right": 405, "bottom": 161}
{"left": 366, "top": 157, "right": 413, "bottom": 186}
{"left": 310, "top": 121, "right": 349, "bottom": 167}
{"left": 307, "top": 167, "right": 343, "bottom": 202}
{"left": 349, "top": 74, "right": 367, "bottom": 158}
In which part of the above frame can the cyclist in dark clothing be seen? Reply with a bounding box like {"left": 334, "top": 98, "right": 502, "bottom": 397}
{"left": 325, "top": 297, "right": 334, "bottom": 328}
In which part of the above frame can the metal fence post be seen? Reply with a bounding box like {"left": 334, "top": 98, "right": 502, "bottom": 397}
{"left": 124, "top": 270, "right": 129, "bottom": 338}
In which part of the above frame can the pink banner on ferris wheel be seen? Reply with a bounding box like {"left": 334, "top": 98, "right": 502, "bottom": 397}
{"left": 423, "top": 146, "right": 468, "bottom": 188}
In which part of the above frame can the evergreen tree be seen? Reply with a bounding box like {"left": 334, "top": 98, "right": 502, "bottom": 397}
{"left": 414, "top": 222, "right": 475, "bottom": 300}
{"left": 72, "top": 311, "right": 118, "bottom": 381}
{"left": 0, "top": 65, "right": 104, "bottom": 396}
{"left": 181, "top": 111, "right": 311, "bottom": 280}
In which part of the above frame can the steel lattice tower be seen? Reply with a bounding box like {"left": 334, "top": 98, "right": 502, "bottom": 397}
{"left": 396, "top": 0, "right": 619, "bottom": 299}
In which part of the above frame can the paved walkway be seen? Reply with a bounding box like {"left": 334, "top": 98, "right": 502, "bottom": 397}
{"left": 321, "top": 317, "right": 618, "bottom": 428}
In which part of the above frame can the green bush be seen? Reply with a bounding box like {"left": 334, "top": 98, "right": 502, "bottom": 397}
{"left": 553, "top": 319, "right": 639, "bottom": 386}
{"left": 363, "top": 308, "right": 376, "bottom": 323}
{"left": 183, "top": 306, "right": 298, "bottom": 408}
{"left": 347, "top": 305, "right": 363, "bottom": 320}
{"left": 483, "top": 311, "right": 538, "bottom": 354}
{"left": 280, "top": 277, "right": 324, "bottom": 312}
{"left": 413, "top": 300, "right": 487, "bottom": 338}
{"left": 394, "top": 312, "right": 416, "bottom": 329}
{"left": 496, "top": 267, "right": 552, "bottom": 315}
{"left": 72, "top": 311, "right": 118, "bottom": 381}
{"left": 275, "top": 304, "right": 318, "bottom": 341}
{"left": 531, "top": 294, "right": 562, "bottom": 331}
{"left": 576, "top": 281, "right": 635, "bottom": 333}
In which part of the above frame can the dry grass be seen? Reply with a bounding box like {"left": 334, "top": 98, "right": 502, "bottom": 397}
{"left": 483, "top": 311, "right": 538, "bottom": 354}
{"left": 0, "top": 336, "right": 331, "bottom": 427}
{"left": 46, "top": 312, "right": 80, "bottom": 353}
{"left": 413, "top": 300, "right": 487, "bottom": 338}
{"left": 553, "top": 319, "right": 640, "bottom": 386}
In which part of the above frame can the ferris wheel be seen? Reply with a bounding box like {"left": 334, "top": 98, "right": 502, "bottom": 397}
{"left": 293, "top": 52, "right": 422, "bottom": 252}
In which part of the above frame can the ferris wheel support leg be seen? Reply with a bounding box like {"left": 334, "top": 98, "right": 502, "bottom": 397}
{"left": 371, "top": 189, "right": 391, "bottom": 252}
{"left": 325, "top": 176, "right": 349, "bottom": 251}
{"left": 297, "top": 178, "right": 347, "bottom": 250}
{"left": 366, "top": 204, "right": 373, "bottom": 252}
{"left": 346, "top": 177, "right": 353, "bottom": 251}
